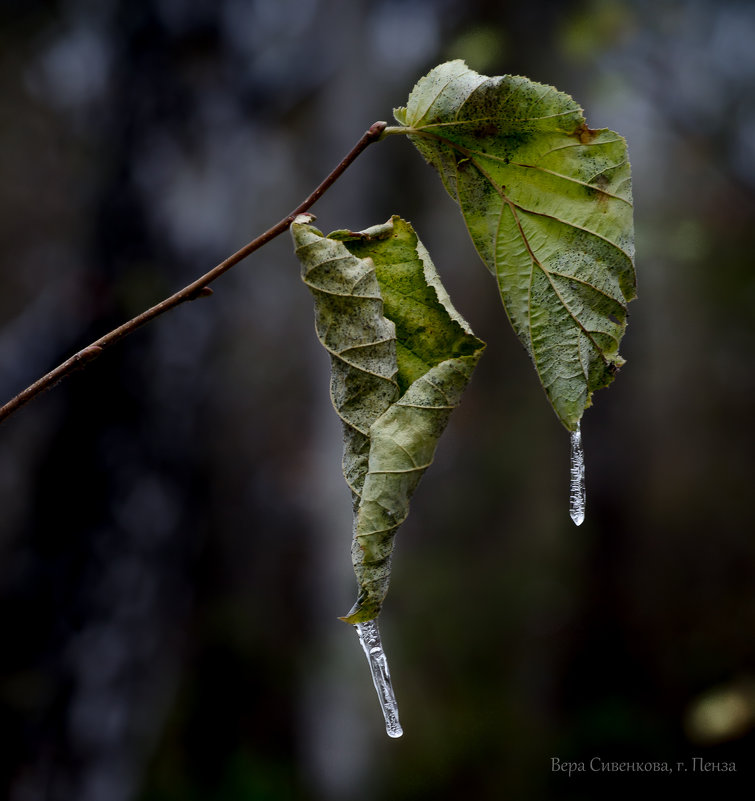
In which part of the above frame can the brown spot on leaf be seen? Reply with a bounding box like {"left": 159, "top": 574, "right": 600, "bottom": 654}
{"left": 588, "top": 174, "right": 611, "bottom": 208}
{"left": 593, "top": 174, "right": 610, "bottom": 190}
{"left": 574, "top": 122, "right": 599, "bottom": 144}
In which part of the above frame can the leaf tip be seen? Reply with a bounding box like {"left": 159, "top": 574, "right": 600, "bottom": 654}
{"left": 339, "top": 600, "right": 379, "bottom": 626}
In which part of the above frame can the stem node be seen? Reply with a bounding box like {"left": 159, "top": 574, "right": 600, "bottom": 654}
{"left": 189, "top": 286, "right": 214, "bottom": 300}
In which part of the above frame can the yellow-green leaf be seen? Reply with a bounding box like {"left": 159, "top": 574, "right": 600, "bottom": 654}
{"left": 395, "top": 60, "right": 636, "bottom": 430}
{"left": 292, "top": 215, "right": 485, "bottom": 623}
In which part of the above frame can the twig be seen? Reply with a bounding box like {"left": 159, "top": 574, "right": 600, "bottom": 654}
{"left": 0, "top": 120, "right": 389, "bottom": 424}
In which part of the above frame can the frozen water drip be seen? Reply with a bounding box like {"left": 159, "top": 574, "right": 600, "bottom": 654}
{"left": 354, "top": 618, "right": 403, "bottom": 738}
{"left": 569, "top": 421, "right": 586, "bottom": 526}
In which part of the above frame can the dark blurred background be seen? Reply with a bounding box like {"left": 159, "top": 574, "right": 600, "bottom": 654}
{"left": 1, "top": 0, "right": 754, "bottom": 799}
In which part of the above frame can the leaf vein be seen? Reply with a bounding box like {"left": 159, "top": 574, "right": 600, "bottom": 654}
{"left": 506, "top": 202, "right": 610, "bottom": 367}
{"left": 369, "top": 463, "right": 433, "bottom": 475}
{"left": 507, "top": 161, "right": 632, "bottom": 205}
{"left": 319, "top": 339, "right": 399, "bottom": 384}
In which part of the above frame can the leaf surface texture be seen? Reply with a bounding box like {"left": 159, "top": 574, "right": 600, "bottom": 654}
{"left": 395, "top": 60, "right": 636, "bottom": 429}
{"left": 292, "top": 215, "right": 484, "bottom": 622}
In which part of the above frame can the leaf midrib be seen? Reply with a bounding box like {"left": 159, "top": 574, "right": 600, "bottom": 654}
{"left": 411, "top": 128, "right": 621, "bottom": 372}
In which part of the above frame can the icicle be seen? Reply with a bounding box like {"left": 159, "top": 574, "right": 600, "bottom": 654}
{"left": 569, "top": 421, "right": 586, "bottom": 526}
{"left": 354, "top": 619, "right": 403, "bottom": 738}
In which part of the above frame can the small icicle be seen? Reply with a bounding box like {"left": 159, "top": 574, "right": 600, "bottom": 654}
{"left": 354, "top": 619, "right": 403, "bottom": 738}
{"left": 569, "top": 421, "right": 586, "bottom": 526}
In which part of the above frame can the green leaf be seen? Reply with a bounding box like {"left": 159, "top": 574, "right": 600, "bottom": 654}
{"left": 292, "top": 214, "right": 485, "bottom": 623}
{"left": 394, "top": 60, "right": 636, "bottom": 430}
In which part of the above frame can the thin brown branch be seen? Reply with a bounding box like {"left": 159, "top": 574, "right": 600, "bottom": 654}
{"left": 0, "top": 120, "right": 389, "bottom": 425}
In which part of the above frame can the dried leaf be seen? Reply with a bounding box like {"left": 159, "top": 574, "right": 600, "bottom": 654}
{"left": 395, "top": 60, "right": 636, "bottom": 429}
{"left": 292, "top": 215, "right": 485, "bottom": 622}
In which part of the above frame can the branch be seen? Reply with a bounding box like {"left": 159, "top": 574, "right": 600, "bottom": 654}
{"left": 0, "top": 120, "right": 389, "bottom": 425}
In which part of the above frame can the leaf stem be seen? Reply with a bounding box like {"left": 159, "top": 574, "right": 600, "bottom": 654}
{"left": 381, "top": 126, "right": 415, "bottom": 137}
{"left": 0, "top": 120, "right": 388, "bottom": 424}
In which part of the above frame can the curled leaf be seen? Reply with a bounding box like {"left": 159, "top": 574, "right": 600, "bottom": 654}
{"left": 292, "top": 214, "right": 485, "bottom": 623}
{"left": 395, "top": 60, "right": 636, "bottom": 430}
